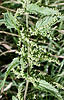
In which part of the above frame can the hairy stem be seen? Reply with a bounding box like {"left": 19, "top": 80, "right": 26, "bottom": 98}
{"left": 24, "top": 0, "right": 29, "bottom": 100}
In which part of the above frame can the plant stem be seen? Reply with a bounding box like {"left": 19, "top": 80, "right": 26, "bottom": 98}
{"left": 24, "top": 0, "right": 29, "bottom": 100}
{"left": 24, "top": 80, "right": 29, "bottom": 100}
{"left": 26, "top": 0, "right": 30, "bottom": 75}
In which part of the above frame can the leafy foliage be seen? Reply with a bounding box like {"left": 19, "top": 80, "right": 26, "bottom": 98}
{"left": 0, "top": 57, "right": 19, "bottom": 90}
{"left": 27, "top": 4, "right": 60, "bottom": 15}
{"left": 37, "top": 80, "right": 63, "bottom": 100}
{"left": 12, "top": 96, "right": 18, "bottom": 100}
{"left": 3, "top": 12, "right": 18, "bottom": 29}
{"left": 0, "top": 0, "right": 64, "bottom": 100}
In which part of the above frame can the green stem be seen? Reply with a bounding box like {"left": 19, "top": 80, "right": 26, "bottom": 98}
{"left": 26, "top": 11, "right": 28, "bottom": 30}
{"left": 24, "top": 0, "right": 29, "bottom": 100}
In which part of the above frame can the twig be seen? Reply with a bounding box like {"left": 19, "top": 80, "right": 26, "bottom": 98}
{"left": 29, "top": 38, "right": 48, "bottom": 44}
{"left": 49, "top": 3, "right": 64, "bottom": 6}
{"left": 56, "top": 29, "right": 64, "bottom": 38}
{"left": 28, "top": 15, "right": 38, "bottom": 19}
{"left": 0, "top": 5, "right": 16, "bottom": 12}
{"left": 0, "top": 31, "right": 19, "bottom": 36}
{"left": 51, "top": 55, "right": 64, "bottom": 59}
{"left": 24, "top": 80, "right": 29, "bottom": 100}
{"left": 1, "top": 82, "right": 13, "bottom": 93}
{"left": 1, "top": 1, "right": 22, "bottom": 5}
{"left": 0, "top": 50, "right": 17, "bottom": 56}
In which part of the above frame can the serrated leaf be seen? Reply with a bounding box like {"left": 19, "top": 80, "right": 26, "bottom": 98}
{"left": 0, "top": 57, "right": 19, "bottom": 90}
{"left": 36, "top": 16, "right": 58, "bottom": 32}
{"left": 34, "top": 80, "right": 63, "bottom": 100}
{"left": 3, "top": 12, "right": 18, "bottom": 30}
{"left": 12, "top": 96, "right": 18, "bottom": 100}
{"left": 37, "top": 16, "right": 57, "bottom": 28}
{"left": 27, "top": 4, "right": 60, "bottom": 15}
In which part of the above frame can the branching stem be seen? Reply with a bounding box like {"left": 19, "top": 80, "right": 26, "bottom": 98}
{"left": 24, "top": 0, "right": 29, "bottom": 100}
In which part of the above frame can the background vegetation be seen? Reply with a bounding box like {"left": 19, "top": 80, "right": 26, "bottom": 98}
{"left": 0, "top": 0, "right": 64, "bottom": 100}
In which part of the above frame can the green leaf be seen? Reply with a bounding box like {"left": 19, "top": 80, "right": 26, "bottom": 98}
{"left": 12, "top": 96, "right": 18, "bottom": 100}
{"left": 34, "top": 80, "right": 63, "bottom": 100}
{"left": 58, "top": 15, "right": 64, "bottom": 22}
{"left": 0, "top": 57, "right": 19, "bottom": 90}
{"left": 27, "top": 76, "right": 63, "bottom": 100}
{"left": 27, "top": 4, "right": 60, "bottom": 15}
{"left": 0, "top": 19, "right": 4, "bottom": 25}
{"left": 3, "top": 12, "right": 18, "bottom": 30}
{"left": 36, "top": 16, "right": 58, "bottom": 32}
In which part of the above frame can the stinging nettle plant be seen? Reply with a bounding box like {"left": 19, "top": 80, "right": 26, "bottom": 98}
{"left": 0, "top": 0, "right": 64, "bottom": 100}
